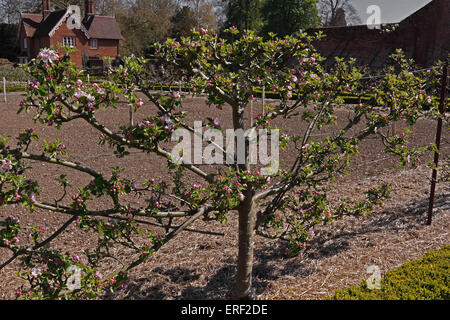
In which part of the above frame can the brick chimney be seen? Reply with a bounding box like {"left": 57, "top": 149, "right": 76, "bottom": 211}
{"left": 43, "top": 0, "right": 51, "bottom": 19}
{"left": 85, "top": 0, "right": 95, "bottom": 17}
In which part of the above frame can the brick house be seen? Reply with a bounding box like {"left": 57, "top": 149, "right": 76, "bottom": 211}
{"left": 17, "top": 0, "right": 122, "bottom": 68}
{"left": 310, "top": 0, "right": 449, "bottom": 69}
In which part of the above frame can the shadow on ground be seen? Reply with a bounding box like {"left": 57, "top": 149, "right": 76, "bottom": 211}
{"left": 104, "top": 192, "right": 449, "bottom": 300}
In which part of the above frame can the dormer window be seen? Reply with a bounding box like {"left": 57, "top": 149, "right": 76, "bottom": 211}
{"left": 23, "top": 38, "right": 28, "bottom": 49}
{"left": 89, "top": 39, "right": 98, "bottom": 49}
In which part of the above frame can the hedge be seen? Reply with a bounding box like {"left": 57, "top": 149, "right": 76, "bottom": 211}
{"left": 0, "top": 65, "right": 30, "bottom": 82}
{"left": 330, "top": 244, "right": 450, "bottom": 300}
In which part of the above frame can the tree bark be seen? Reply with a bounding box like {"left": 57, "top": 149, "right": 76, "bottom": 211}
{"left": 231, "top": 104, "right": 257, "bottom": 300}
{"left": 232, "top": 189, "right": 257, "bottom": 300}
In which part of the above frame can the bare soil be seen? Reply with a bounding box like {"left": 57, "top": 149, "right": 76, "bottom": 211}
{"left": 0, "top": 93, "right": 448, "bottom": 300}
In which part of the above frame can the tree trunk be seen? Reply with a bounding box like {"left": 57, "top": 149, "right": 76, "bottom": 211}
{"left": 230, "top": 103, "right": 257, "bottom": 299}
{"left": 232, "top": 189, "right": 257, "bottom": 300}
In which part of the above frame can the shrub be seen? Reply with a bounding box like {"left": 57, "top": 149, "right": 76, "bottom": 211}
{"left": 0, "top": 65, "right": 31, "bottom": 82}
{"left": 330, "top": 245, "right": 450, "bottom": 300}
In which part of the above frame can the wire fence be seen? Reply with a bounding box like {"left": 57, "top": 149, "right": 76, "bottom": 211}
{"left": 2, "top": 63, "right": 448, "bottom": 104}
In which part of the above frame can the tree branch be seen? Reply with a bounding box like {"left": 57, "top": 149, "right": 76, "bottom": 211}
{"left": 9, "top": 150, "right": 102, "bottom": 179}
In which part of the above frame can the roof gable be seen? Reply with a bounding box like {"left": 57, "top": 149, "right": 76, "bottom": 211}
{"left": 82, "top": 15, "right": 123, "bottom": 40}
{"left": 20, "top": 13, "right": 43, "bottom": 37}
{"left": 19, "top": 9, "right": 122, "bottom": 41}
{"left": 33, "top": 10, "right": 67, "bottom": 38}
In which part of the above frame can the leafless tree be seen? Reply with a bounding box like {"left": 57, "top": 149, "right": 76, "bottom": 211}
{"left": 318, "top": 0, "right": 361, "bottom": 27}
{"left": 0, "top": 0, "right": 41, "bottom": 23}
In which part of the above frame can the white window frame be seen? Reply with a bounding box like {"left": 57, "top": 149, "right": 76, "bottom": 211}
{"left": 89, "top": 39, "right": 98, "bottom": 49}
{"left": 63, "top": 36, "right": 76, "bottom": 48}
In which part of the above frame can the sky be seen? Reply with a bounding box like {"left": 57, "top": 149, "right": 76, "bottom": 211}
{"left": 350, "top": 0, "right": 433, "bottom": 24}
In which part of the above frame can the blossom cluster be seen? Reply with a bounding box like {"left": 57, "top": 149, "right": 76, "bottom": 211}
{"left": 37, "top": 49, "right": 59, "bottom": 64}
{"left": 0, "top": 159, "right": 13, "bottom": 172}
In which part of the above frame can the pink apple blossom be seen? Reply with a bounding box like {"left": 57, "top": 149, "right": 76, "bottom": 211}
{"left": 28, "top": 80, "right": 40, "bottom": 90}
{"left": 136, "top": 98, "right": 144, "bottom": 108}
{"left": 0, "top": 159, "right": 13, "bottom": 172}
{"left": 30, "top": 267, "right": 42, "bottom": 278}
{"left": 37, "top": 48, "right": 59, "bottom": 63}
{"left": 170, "top": 91, "right": 181, "bottom": 100}
{"left": 224, "top": 186, "right": 232, "bottom": 194}
{"left": 212, "top": 117, "right": 221, "bottom": 128}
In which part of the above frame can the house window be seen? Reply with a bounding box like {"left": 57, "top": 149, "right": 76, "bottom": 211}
{"left": 89, "top": 39, "right": 98, "bottom": 49}
{"left": 63, "top": 37, "right": 76, "bottom": 48}
{"left": 23, "top": 38, "right": 28, "bottom": 49}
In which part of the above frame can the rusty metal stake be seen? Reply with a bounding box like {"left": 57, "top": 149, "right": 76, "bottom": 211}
{"left": 427, "top": 62, "right": 448, "bottom": 226}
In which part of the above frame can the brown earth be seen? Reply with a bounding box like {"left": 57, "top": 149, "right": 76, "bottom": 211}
{"left": 0, "top": 92, "right": 449, "bottom": 300}
{"left": 0, "top": 59, "right": 13, "bottom": 67}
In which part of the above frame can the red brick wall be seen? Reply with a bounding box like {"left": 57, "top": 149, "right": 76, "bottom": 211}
{"left": 312, "top": 0, "right": 449, "bottom": 69}
{"left": 34, "top": 37, "right": 50, "bottom": 58}
{"left": 48, "top": 21, "right": 119, "bottom": 66}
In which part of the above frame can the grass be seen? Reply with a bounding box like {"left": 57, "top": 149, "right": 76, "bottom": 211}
{"left": 6, "top": 86, "right": 26, "bottom": 92}
{"left": 330, "top": 244, "right": 450, "bottom": 300}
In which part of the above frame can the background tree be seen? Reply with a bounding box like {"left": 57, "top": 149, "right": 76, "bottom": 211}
{"left": 0, "top": 0, "right": 22, "bottom": 23}
{"left": 220, "top": 0, "right": 264, "bottom": 32}
{"left": 115, "top": 0, "right": 177, "bottom": 56}
{"left": 261, "top": 0, "right": 320, "bottom": 37}
{"left": 318, "top": 0, "right": 362, "bottom": 27}
{"left": 94, "top": 0, "right": 124, "bottom": 16}
{"left": 0, "top": 23, "right": 18, "bottom": 61}
{"left": 170, "top": 5, "right": 198, "bottom": 39}
{"left": 190, "top": 0, "right": 218, "bottom": 30}
{"left": 170, "top": 0, "right": 218, "bottom": 38}
{"left": 0, "top": 0, "right": 43, "bottom": 24}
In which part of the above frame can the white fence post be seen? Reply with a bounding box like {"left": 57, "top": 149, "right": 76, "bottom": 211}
{"left": 262, "top": 86, "right": 265, "bottom": 116}
{"left": 250, "top": 99, "right": 253, "bottom": 127}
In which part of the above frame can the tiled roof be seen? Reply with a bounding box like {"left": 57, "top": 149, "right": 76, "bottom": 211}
{"left": 33, "top": 10, "right": 67, "bottom": 37}
{"left": 82, "top": 15, "right": 123, "bottom": 40}
{"left": 20, "top": 13, "right": 43, "bottom": 37}
{"left": 19, "top": 10, "right": 122, "bottom": 40}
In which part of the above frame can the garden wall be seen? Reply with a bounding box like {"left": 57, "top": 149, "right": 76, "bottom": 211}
{"left": 311, "top": 0, "right": 450, "bottom": 69}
